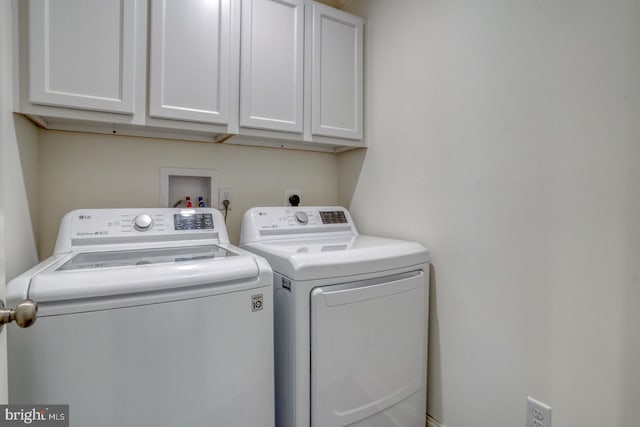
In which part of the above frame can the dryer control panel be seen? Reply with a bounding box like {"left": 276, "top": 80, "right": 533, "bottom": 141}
{"left": 240, "top": 206, "right": 358, "bottom": 244}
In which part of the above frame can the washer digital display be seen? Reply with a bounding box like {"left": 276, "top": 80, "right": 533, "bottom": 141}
{"left": 174, "top": 213, "right": 214, "bottom": 230}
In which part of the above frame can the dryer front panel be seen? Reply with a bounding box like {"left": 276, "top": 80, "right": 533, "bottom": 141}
{"left": 310, "top": 270, "right": 428, "bottom": 427}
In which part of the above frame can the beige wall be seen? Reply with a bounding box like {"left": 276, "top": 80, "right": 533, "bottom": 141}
{"left": 341, "top": 1, "right": 640, "bottom": 426}
{"left": 37, "top": 131, "right": 339, "bottom": 257}
{"left": 5, "top": 115, "right": 39, "bottom": 280}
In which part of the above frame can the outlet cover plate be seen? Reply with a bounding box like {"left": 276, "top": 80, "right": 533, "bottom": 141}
{"left": 218, "top": 188, "right": 234, "bottom": 209}
{"left": 527, "top": 397, "right": 551, "bottom": 427}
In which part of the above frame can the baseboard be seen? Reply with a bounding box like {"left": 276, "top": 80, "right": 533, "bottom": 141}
{"left": 427, "top": 414, "right": 443, "bottom": 427}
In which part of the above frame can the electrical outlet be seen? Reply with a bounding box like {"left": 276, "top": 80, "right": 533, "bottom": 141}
{"left": 284, "top": 189, "right": 302, "bottom": 206}
{"left": 218, "top": 188, "right": 234, "bottom": 209}
{"left": 527, "top": 397, "right": 551, "bottom": 427}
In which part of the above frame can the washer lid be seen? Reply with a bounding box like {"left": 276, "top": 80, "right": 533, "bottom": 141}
{"left": 56, "top": 244, "right": 235, "bottom": 271}
{"left": 26, "top": 245, "right": 262, "bottom": 303}
{"left": 242, "top": 235, "right": 428, "bottom": 281}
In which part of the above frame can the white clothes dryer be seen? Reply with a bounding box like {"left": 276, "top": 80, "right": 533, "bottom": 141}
{"left": 240, "top": 206, "right": 429, "bottom": 427}
{"left": 7, "top": 208, "right": 274, "bottom": 427}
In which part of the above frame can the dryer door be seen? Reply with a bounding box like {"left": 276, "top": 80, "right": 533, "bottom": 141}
{"left": 310, "top": 270, "right": 428, "bottom": 427}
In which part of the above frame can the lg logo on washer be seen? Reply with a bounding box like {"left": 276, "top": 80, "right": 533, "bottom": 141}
{"left": 251, "top": 294, "right": 264, "bottom": 312}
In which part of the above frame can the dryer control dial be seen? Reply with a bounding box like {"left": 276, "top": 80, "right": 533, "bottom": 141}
{"left": 294, "top": 211, "right": 308, "bottom": 225}
{"left": 133, "top": 214, "right": 154, "bottom": 232}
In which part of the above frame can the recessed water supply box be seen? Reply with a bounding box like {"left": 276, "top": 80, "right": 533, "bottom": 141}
{"left": 160, "top": 167, "right": 219, "bottom": 208}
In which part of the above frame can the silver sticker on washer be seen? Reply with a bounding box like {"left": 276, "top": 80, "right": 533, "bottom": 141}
{"left": 251, "top": 294, "right": 263, "bottom": 312}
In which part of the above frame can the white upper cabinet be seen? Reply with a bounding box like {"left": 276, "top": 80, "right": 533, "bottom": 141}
{"left": 240, "top": 0, "right": 304, "bottom": 133}
{"left": 238, "top": 0, "right": 364, "bottom": 146}
{"left": 309, "top": 2, "right": 363, "bottom": 140}
{"left": 28, "top": 0, "right": 141, "bottom": 114}
{"left": 149, "top": 0, "right": 233, "bottom": 125}
{"left": 16, "top": 0, "right": 363, "bottom": 150}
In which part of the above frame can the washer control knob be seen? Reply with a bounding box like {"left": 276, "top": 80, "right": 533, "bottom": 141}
{"left": 133, "top": 214, "right": 154, "bottom": 232}
{"left": 294, "top": 211, "right": 308, "bottom": 225}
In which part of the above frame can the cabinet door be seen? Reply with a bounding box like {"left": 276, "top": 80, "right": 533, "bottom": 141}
{"left": 310, "top": 3, "right": 363, "bottom": 140}
{"left": 149, "top": 0, "right": 232, "bottom": 124}
{"left": 240, "top": 0, "right": 304, "bottom": 132}
{"left": 28, "top": 0, "right": 140, "bottom": 114}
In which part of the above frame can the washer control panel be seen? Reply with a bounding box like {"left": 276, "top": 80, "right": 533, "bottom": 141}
{"left": 59, "top": 208, "right": 226, "bottom": 250}
{"left": 294, "top": 211, "right": 309, "bottom": 225}
{"left": 71, "top": 211, "right": 173, "bottom": 237}
{"left": 173, "top": 213, "right": 214, "bottom": 230}
{"left": 133, "top": 214, "right": 154, "bottom": 232}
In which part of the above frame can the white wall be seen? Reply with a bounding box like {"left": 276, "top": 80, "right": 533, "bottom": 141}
{"left": 37, "top": 131, "right": 339, "bottom": 257}
{"left": 0, "top": 1, "right": 40, "bottom": 403}
{"left": 0, "top": 0, "right": 9, "bottom": 404}
{"left": 340, "top": 1, "right": 640, "bottom": 426}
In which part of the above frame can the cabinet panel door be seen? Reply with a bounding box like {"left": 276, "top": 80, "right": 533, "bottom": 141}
{"left": 240, "top": 0, "right": 303, "bottom": 132}
{"left": 311, "top": 3, "right": 363, "bottom": 140}
{"left": 29, "top": 0, "right": 139, "bottom": 114}
{"left": 149, "top": 0, "right": 231, "bottom": 124}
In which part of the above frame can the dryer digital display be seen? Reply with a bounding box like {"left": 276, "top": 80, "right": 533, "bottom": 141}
{"left": 319, "top": 211, "right": 348, "bottom": 224}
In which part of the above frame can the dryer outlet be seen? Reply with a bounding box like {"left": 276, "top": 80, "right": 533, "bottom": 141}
{"left": 284, "top": 189, "right": 302, "bottom": 206}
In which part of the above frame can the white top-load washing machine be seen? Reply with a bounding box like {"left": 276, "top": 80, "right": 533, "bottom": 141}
{"left": 240, "top": 206, "right": 429, "bottom": 427}
{"left": 7, "top": 208, "right": 274, "bottom": 427}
